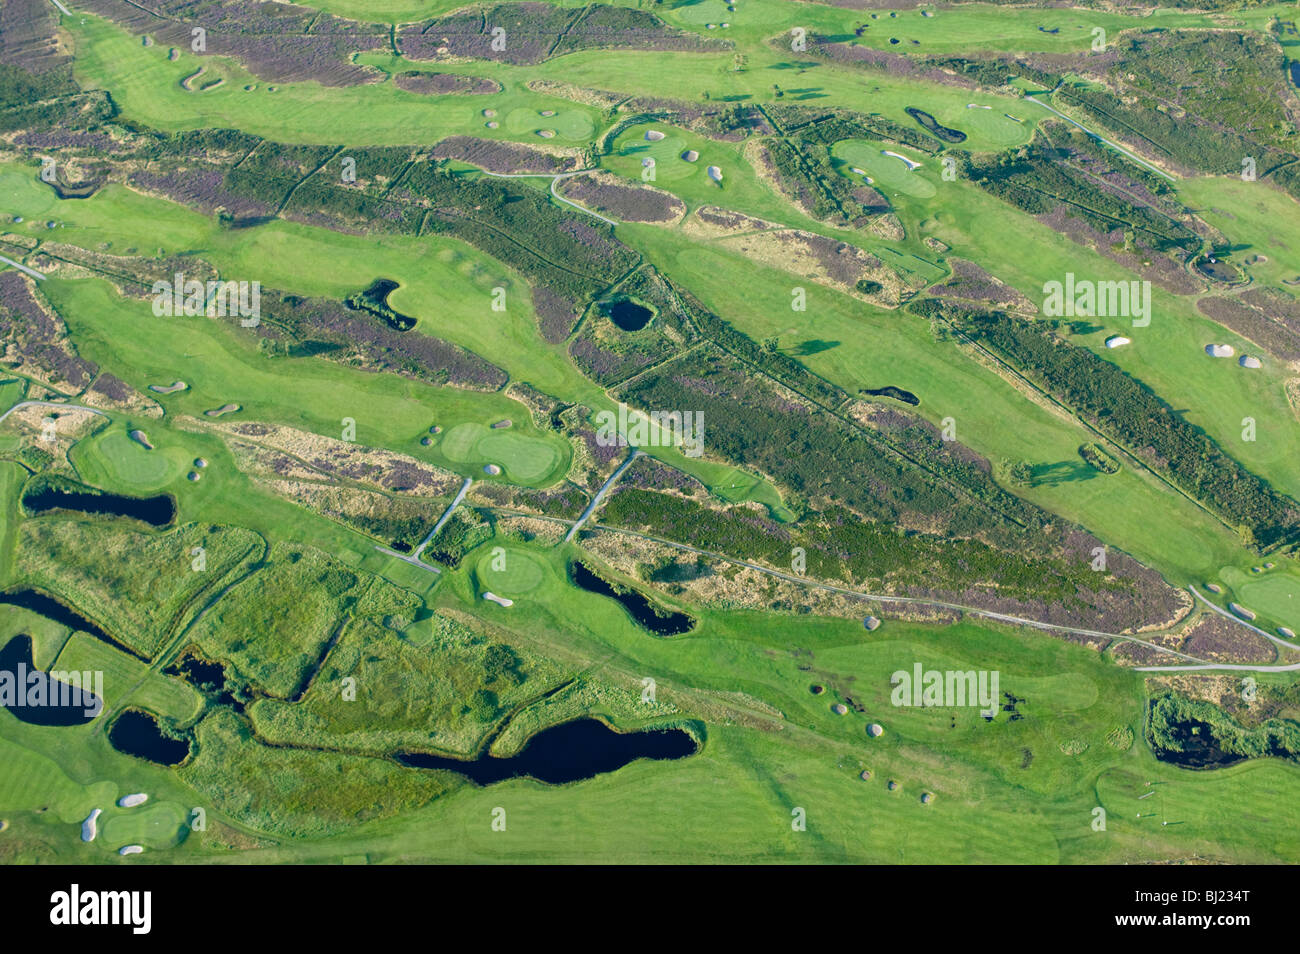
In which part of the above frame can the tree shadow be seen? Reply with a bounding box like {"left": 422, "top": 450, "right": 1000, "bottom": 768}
{"left": 1029, "top": 460, "right": 1096, "bottom": 486}
{"left": 791, "top": 339, "right": 840, "bottom": 356}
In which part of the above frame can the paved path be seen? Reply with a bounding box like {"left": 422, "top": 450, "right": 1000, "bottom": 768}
{"left": 0, "top": 254, "right": 47, "bottom": 281}
{"left": 479, "top": 168, "right": 618, "bottom": 226}
{"left": 1024, "top": 92, "right": 1176, "bottom": 182}
{"left": 0, "top": 400, "right": 107, "bottom": 425}
{"left": 415, "top": 477, "right": 473, "bottom": 559}
{"left": 371, "top": 477, "right": 473, "bottom": 572}
{"left": 565, "top": 448, "right": 641, "bottom": 542}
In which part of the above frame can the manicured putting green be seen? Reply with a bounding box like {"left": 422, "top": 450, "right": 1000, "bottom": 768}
{"left": 83, "top": 429, "right": 175, "bottom": 488}
{"left": 100, "top": 801, "right": 189, "bottom": 850}
{"left": 439, "top": 423, "right": 561, "bottom": 481}
{"left": 833, "top": 140, "right": 936, "bottom": 199}
{"left": 615, "top": 126, "right": 699, "bottom": 182}
{"left": 504, "top": 107, "right": 593, "bottom": 141}
{"left": 475, "top": 547, "right": 546, "bottom": 595}
{"left": 944, "top": 104, "right": 1028, "bottom": 146}
{"left": 1237, "top": 571, "right": 1300, "bottom": 626}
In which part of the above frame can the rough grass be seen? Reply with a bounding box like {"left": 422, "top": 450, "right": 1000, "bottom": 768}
{"left": 15, "top": 519, "right": 263, "bottom": 658}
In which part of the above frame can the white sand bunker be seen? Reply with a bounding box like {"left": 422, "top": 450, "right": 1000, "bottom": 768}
{"left": 194, "top": 458, "right": 208, "bottom": 468}
{"left": 1240, "top": 355, "right": 1262, "bottom": 369}
{"left": 1280, "top": 626, "right": 1296, "bottom": 639}
{"left": 483, "top": 463, "right": 501, "bottom": 476}
{"left": 867, "top": 723, "right": 884, "bottom": 737}
{"left": 863, "top": 616, "right": 881, "bottom": 631}
{"left": 851, "top": 167, "right": 867, "bottom": 175}
{"left": 706, "top": 165, "right": 723, "bottom": 182}
{"left": 482, "top": 109, "right": 496, "bottom": 117}
{"left": 644, "top": 130, "right": 666, "bottom": 142}
{"left": 128, "top": 429, "right": 154, "bottom": 450}
{"left": 967, "top": 103, "right": 992, "bottom": 109}
{"left": 118, "top": 793, "right": 148, "bottom": 808}
{"left": 81, "top": 808, "right": 102, "bottom": 842}
{"left": 1205, "top": 343, "right": 1234, "bottom": 358}
{"left": 148, "top": 380, "right": 187, "bottom": 394}
{"left": 119, "top": 845, "right": 144, "bottom": 856}
{"left": 1205, "top": 582, "right": 1223, "bottom": 593}
{"left": 1005, "top": 113, "right": 1023, "bottom": 123}
{"left": 681, "top": 150, "right": 699, "bottom": 162}
{"left": 537, "top": 129, "right": 555, "bottom": 138}
{"left": 491, "top": 419, "right": 512, "bottom": 429}
{"left": 205, "top": 403, "right": 240, "bottom": 417}
{"left": 540, "top": 110, "right": 555, "bottom": 117}
{"left": 1229, "top": 602, "right": 1256, "bottom": 621}
{"left": 832, "top": 703, "right": 848, "bottom": 715}
{"left": 187, "top": 471, "right": 201, "bottom": 482}
{"left": 1104, "top": 335, "right": 1130, "bottom": 348}
{"left": 483, "top": 591, "right": 513, "bottom": 607}
{"left": 882, "top": 150, "right": 921, "bottom": 171}
{"left": 485, "top": 121, "right": 499, "bottom": 129}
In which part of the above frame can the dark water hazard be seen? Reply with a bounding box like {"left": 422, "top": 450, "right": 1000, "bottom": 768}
{"left": 164, "top": 648, "right": 244, "bottom": 712}
{"left": 346, "top": 278, "right": 416, "bottom": 331}
{"left": 1151, "top": 717, "right": 1247, "bottom": 769}
{"left": 1291, "top": 60, "right": 1300, "bottom": 90}
{"left": 861, "top": 385, "right": 920, "bottom": 406}
{"left": 602, "top": 298, "right": 654, "bottom": 332}
{"left": 397, "top": 718, "right": 697, "bottom": 785}
{"left": 905, "top": 106, "right": 967, "bottom": 144}
{"left": 0, "top": 588, "right": 147, "bottom": 661}
{"left": 23, "top": 485, "right": 175, "bottom": 527}
{"left": 108, "top": 709, "right": 191, "bottom": 766}
{"left": 569, "top": 561, "right": 695, "bottom": 636}
{"left": 1195, "top": 256, "right": 1239, "bottom": 283}
{"left": 0, "top": 635, "right": 103, "bottom": 726}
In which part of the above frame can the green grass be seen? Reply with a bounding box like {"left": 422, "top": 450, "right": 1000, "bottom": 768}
{"left": 1218, "top": 564, "right": 1300, "bottom": 630}
{"left": 833, "top": 139, "right": 938, "bottom": 199}
{"left": 5, "top": 0, "right": 1296, "bottom": 865}
{"left": 51, "top": 633, "right": 202, "bottom": 724}
{"left": 189, "top": 542, "right": 363, "bottom": 698}
{"left": 15, "top": 519, "right": 264, "bottom": 659}
{"left": 504, "top": 105, "right": 594, "bottom": 141}
{"left": 474, "top": 546, "right": 548, "bottom": 595}
{"left": 98, "top": 800, "right": 189, "bottom": 851}
{"left": 76, "top": 427, "right": 182, "bottom": 490}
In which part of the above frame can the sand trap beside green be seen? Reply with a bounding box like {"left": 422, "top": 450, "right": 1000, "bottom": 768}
{"left": 504, "top": 107, "right": 593, "bottom": 141}
{"left": 82, "top": 429, "right": 174, "bottom": 488}
{"left": 834, "top": 140, "right": 936, "bottom": 199}
{"left": 1237, "top": 571, "right": 1300, "bottom": 626}
{"left": 949, "top": 105, "right": 1027, "bottom": 145}
{"left": 100, "top": 800, "right": 188, "bottom": 850}
{"left": 479, "top": 431, "right": 559, "bottom": 480}
{"left": 439, "top": 422, "right": 561, "bottom": 481}
{"left": 475, "top": 547, "right": 546, "bottom": 596}
{"left": 615, "top": 126, "right": 696, "bottom": 182}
